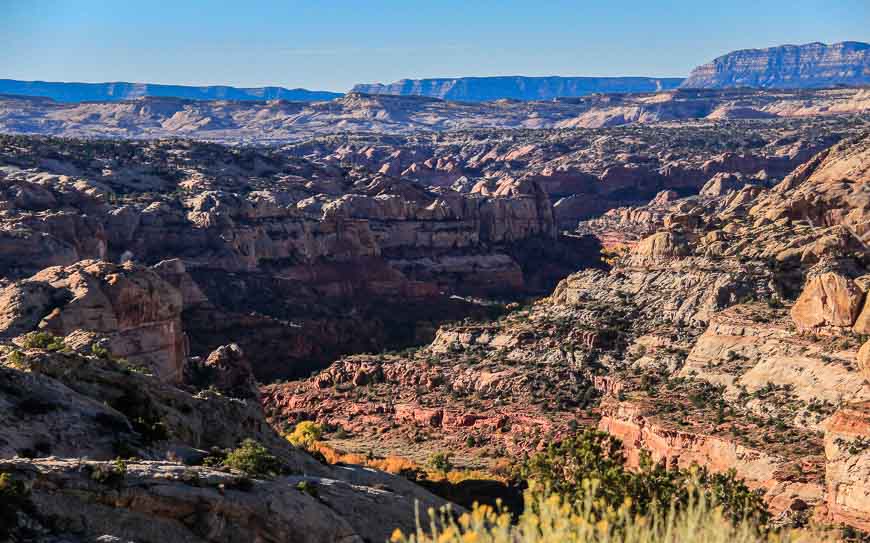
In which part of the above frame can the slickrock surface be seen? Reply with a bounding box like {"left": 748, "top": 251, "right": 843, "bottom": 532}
{"left": 683, "top": 41, "right": 870, "bottom": 89}
{"left": 1, "top": 260, "right": 187, "bottom": 382}
{"left": 1, "top": 87, "right": 869, "bottom": 142}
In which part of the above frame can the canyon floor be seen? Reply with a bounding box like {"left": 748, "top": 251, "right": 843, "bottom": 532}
{"left": 0, "top": 93, "right": 869, "bottom": 540}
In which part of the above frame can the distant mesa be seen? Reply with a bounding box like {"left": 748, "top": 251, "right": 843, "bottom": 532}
{"left": 681, "top": 41, "right": 870, "bottom": 89}
{"left": 0, "top": 79, "right": 344, "bottom": 103}
{"left": 350, "top": 76, "right": 685, "bottom": 102}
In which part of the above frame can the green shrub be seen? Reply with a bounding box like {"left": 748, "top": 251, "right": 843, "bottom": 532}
{"left": 90, "top": 342, "right": 111, "bottom": 359}
{"left": 7, "top": 350, "right": 26, "bottom": 367}
{"left": 222, "top": 439, "right": 283, "bottom": 479}
{"left": 521, "top": 429, "right": 768, "bottom": 525}
{"left": 296, "top": 480, "right": 319, "bottom": 497}
{"left": 88, "top": 458, "right": 127, "bottom": 487}
{"left": 0, "top": 472, "right": 30, "bottom": 539}
{"left": 428, "top": 452, "right": 454, "bottom": 476}
{"left": 20, "top": 332, "right": 66, "bottom": 352}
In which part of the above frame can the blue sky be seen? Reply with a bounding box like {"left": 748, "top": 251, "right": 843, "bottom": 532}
{"left": 1, "top": 0, "right": 867, "bottom": 92}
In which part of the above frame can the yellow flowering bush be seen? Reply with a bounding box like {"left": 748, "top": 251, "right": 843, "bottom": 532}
{"left": 285, "top": 421, "right": 323, "bottom": 448}
{"left": 390, "top": 488, "right": 833, "bottom": 543}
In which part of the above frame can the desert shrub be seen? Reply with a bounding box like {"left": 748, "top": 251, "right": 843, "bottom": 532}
{"left": 296, "top": 480, "right": 318, "bottom": 497}
{"left": 90, "top": 342, "right": 111, "bottom": 359}
{"left": 6, "top": 350, "right": 26, "bottom": 367}
{"left": 222, "top": 439, "right": 283, "bottom": 479}
{"left": 286, "top": 421, "right": 323, "bottom": 449}
{"left": 389, "top": 489, "right": 830, "bottom": 543}
{"left": 88, "top": 458, "right": 127, "bottom": 487}
{"left": 521, "top": 429, "right": 767, "bottom": 525}
{"left": 0, "top": 472, "right": 30, "bottom": 539}
{"left": 428, "top": 452, "right": 454, "bottom": 476}
{"left": 20, "top": 332, "right": 66, "bottom": 352}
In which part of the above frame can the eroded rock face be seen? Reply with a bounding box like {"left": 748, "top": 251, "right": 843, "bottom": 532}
{"left": 599, "top": 399, "right": 823, "bottom": 513}
{"left": 825, "top": 402, "right": 870, "bottom": 531}
{"left": 0, "top": 457, "right": 453, "bottom": 543}
{"left": 859, "top": 341, "right": 870, "bottom": 381}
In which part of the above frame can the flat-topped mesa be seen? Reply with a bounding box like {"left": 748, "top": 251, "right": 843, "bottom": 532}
{"left": 682, "top": 41, "right": 870, "bottom": 89}
{"left": 351, "top": 76, "right": 684, "bottom": 102}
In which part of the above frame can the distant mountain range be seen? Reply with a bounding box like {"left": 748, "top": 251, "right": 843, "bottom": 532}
{"left": 681, "top": 41, "right": 870, "bottom": 89}
{"left": 2, "top": 41, "right": 869, "bottom": 105}
{"left": 350, "top": 76, "right": 684, "bottom": 102}
{"left": 0, "top": 79, "right": 343, "bottom": 103}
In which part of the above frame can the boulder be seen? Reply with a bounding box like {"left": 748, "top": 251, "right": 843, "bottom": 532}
{"left": 790, "top": 271, "right": 865, "bottom": 330}
{"left": 626, "top": 231, "right": 691, "bottom": 267}
{"left": 200, "top": 343, "right": 259, "bottom": 400}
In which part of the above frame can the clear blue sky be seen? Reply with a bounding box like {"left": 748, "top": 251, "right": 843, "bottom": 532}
{"left": 2, "top": 0, "right": 867, "bottom": 92}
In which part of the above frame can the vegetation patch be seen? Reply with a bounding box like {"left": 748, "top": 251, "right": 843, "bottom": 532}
{"left": 0, "top": 472, "right": 31, "bottom": 540}
{"left": 221, "top": 439, "right": 284, "bottom": 479}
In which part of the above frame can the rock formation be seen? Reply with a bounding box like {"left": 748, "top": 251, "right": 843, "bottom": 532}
{"left": 0, "top": 87, "right": 867, "bottom": 141}
{"left": 0, "top": 260, "right": 187, "bottom": 382}
{"left": 0, "top": 341, "right": 450, "bottom": 542}
{"left": 682, "top": 41, "right": 870, "bottom": 89}
{"left": 268, "top": 134, "right": 870, "bottom": 528}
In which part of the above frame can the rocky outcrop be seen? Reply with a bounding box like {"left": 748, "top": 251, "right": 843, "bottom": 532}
{"left": 0, "top": 260, "right": 187, "bottom": 382}
{"left": 682, "top": 41, "right": 870, "bottom": 89}
{"left": 859, "top": 340, "right": 870, "bottom": 381}
{"left": 196, "top": 343, "right": 259, "bottom": 400}
{"left": 749, "top": 135, "right": 870, "bottom": 240}
{"left": 0, "top": 343, "right": 451, "bottom": 542}
{"left": 790, "top": 271, "right": 865, "bottom": 330}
